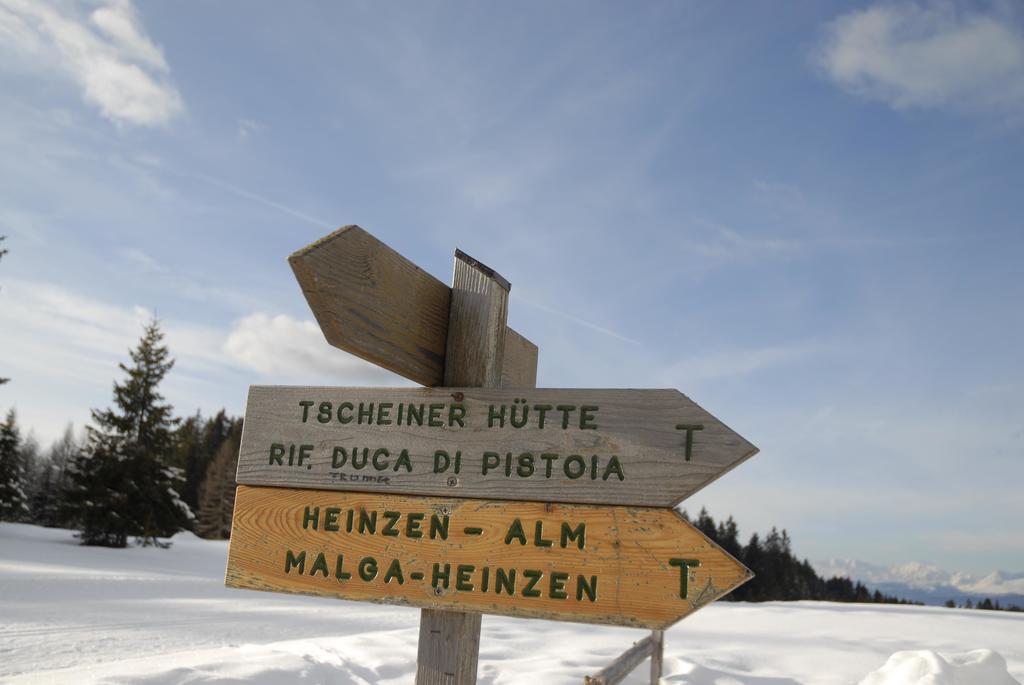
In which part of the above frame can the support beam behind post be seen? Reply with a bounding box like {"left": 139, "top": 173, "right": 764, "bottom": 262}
{"left": 415, "top": 249, "right": 522, "bottom": 685}
{"left": 649, "top": 630, "right": 664, "bottom": 684}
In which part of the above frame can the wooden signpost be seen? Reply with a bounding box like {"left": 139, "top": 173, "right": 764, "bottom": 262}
{"left": 234, "top": 386, "right": 756, "bottom": 507}
{"left": 225, "top": 225, "right": 758, "bottom": 684}
{"left": 227, "top": 485, "right": 751, "bottom": 629}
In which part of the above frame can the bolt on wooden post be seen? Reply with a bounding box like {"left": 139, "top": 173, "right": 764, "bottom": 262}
{"left": 224, "top": 225, "right": 757, "bottom": 685}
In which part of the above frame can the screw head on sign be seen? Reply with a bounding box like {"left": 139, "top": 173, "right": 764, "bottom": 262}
{"left": 433, "top": 586, "right": 444, "bottom": 596}
{"left": 447, "top": 476, "right": 459, "bottom": 487}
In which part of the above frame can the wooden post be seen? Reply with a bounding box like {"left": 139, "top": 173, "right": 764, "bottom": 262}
{"left": 649, "top": 630, "right": 664, "bottom": 684}
{"left": 415, "top": 250, "right": 526, "bottom": 684}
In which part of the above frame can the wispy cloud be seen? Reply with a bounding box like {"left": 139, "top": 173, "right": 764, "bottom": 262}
{"left": 186, "top": 171, "right": 333, "bottom": 230}
{"left": 513, "top": 293, "right": 643, "bottom": 346}
{"left": 0, "top": 0, "right": 184, "bottom": 127}
{"left": 130, "top": 155, "right": 334, "bottom": 230}
{"left": 815, "top": 1, "right": 1024, "bottom": 113}
{"left": 116, "top": 247, "right": 166, "bottom": 273}
{"left": 664, "top": 341, "right": 827, "bottom": 385}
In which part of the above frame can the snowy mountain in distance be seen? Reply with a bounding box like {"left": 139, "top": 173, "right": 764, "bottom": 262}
{"left": 813, "top": 559, "right": 1024, "bottom": 606}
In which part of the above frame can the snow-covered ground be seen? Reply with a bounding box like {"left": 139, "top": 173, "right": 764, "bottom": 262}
{"left": 2, "top": 522, "right": 1021, "bottom": 684}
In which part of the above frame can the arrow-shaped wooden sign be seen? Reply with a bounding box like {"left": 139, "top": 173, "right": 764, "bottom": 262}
{"left": 226, "top": 485, "right": 752, "bottom": 629}
{"left": 289, "top": 225, "right": 538, "bottom": 388}
{"left": 235, "top": 385, "right": 757, "bottom": 507}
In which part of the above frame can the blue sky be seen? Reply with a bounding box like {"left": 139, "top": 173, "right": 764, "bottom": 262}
{"left": 1, "top": 1, "right": 1022, "bottom": 574}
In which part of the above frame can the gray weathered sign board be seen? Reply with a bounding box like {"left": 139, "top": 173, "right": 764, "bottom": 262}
{"left": 235, "top": 385, "right": 757, "bottom": 507}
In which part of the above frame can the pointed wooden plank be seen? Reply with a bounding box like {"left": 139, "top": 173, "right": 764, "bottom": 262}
{"left": 234, "top": 386, "right": 757, "bottom": 508}
{"left": 225, "top": 485, "right": 753, "bottom": 630}
{"left": 288, "top": 226, "right": 536, "bottom": 387}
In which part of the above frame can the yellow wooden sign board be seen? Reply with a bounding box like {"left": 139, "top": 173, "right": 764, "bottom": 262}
{"left": 226, "top": 485, "right": 752, "bottom": 629}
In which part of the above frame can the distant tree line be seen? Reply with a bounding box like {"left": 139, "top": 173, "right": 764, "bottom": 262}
{"left": 681, "top": 509, "right": 1022, "bottom": 612}
{"left": 680, "top": 508, "right": 921, "bottom": 605}
{"left": 944, "top": 597, "right": 1022, "bottom": 612}
{"left": 0, "top": 320, "right": 241, "bottom": 546}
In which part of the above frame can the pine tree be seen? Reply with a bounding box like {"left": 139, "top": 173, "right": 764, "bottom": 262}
{"left": 195, "top": 420, "right": 242, "bottom": 539}
{"left": 64, "top": 320, "right": 193, "bottom": 547}
{"left": 32, "top": 425, "right": 78, "bottom": 527}
{"left": 0, "top": 409, "right": 30, "bottom": 519}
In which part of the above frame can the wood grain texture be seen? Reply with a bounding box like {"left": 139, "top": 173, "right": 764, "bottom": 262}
{"left": 290, "top": 225, "right": 449, "bottom": 386}
{"left": 417, "top": 248, "right": 510, "bottom": 685}
{"left": 584, "top": 634, "right": 655, "bottom": 685}
{"left": 442, "top": 250, "right": 508, "bottom": 388}
{"left": 418, "top": 248, "right": 513, "bottom": 685}
{"left": 234, "top": 386, "right": 758, "bottom": 508}
{"left": 224, "top": 485, "right": 753, "bottom": 630}
{"left": 288, "top": 225, "right": 536, "bottom": 388}
{"left": 501, "top": 328, "right": 538, "bottom": 388}
{"left": 416, "top": 609, "right": 481, "bottom": 685}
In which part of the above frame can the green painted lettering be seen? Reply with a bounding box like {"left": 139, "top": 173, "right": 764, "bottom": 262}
{"left": 522, "top": 569, "right": 543, "bottom": 597}
{"left": 358, "top": 556, "right": 378, "bottom": 581}
{"left": 310, "top": 552, "right": 329, "bottom": 577}
{"left": 577, "top": 574, "right": 598, "bottom": 602}
{"left": 560, "top": 522, "right": 586, "bottom": 550}
{"left": 382, "top": 511, "right": 401, "bottom": 536}
{"left": 495, "top": 568, "right": 516, "bottom": 595}
{"left": 406, "top": 512, "right": 424, "bottom": 538}
{"left": 324, "top": 507, "right": 340, "bottom": 532}
{"left": 429, "top": 514, "right": 449, "bottom": 540}
{"left": 284, "top": 550, "right": 305, "bottom": 574}
{"left": 669, "top": 558, "right": 701, "bottom": 598}
{"left": 456, "top": 564, "right": 475, "bottom": 591}
{"left": 533, "top": 520, "right": 552, "bottom": 547}
{"left": 449, "top": 403, "right": 466, "bottom": 428}
{"left": 550, "top": 571, "right": 569, "bottom": 599}
{"left": 579, "top": 405, "right": 599, "bottom": 429}
{"left": 358, "top": 509, "right": 377, "bottom": 534}
{"left": 675, "top": 424, "right": 704, "bottom": 461}
{"left": 505, "top": 518, "right": 527, "bottom": 545}
{"left": 603, "top": 455, "right": 625, "bottom": 481}
{"left": 377, "top": 402, "right": 393, "bottom": 425}
{"left": 394, "top": 449, "right": 413, "bottom": 472}
{"left": 383, "top": 558, "right": 404, "bottom": 584}
{"left": 482, "top": 451, "right": 500, "bottom": 475}
{"left": 432, "top": 563, "right": 451, "bottom": 589}
{"left": 302, "top": 506, "right": 319, "bottom": 530}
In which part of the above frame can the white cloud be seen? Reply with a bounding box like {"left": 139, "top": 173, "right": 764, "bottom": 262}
{"left": 816, "top": 1, "right": 1024, "bottom": 112}
{"left": 0, "top": 0, "right": 183, "bottom": 127}
{"left": 222, "top": 313, "right": 410, "bottom": 386}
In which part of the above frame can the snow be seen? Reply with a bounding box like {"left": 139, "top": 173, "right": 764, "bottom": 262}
{"left": 2, "top": 522, "right": 1022, "bottom": 685}
{"left": 859, "top": 649, "right": 1019, "bottom": 685}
